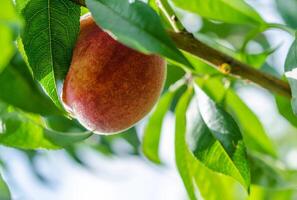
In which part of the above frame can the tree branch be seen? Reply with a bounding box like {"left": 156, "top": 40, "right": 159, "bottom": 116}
{"left": 168, "top": 31, "right": 291, "bottom": 98}
{"left": 70, "top": 0, "right": 291, "bottom": 98}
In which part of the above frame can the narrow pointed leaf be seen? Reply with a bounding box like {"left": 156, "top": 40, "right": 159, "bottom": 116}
{"left": 0, "top": 105, "right": 59, "bottom": 149}
{"left": 142, "top": 91, "right": 176, "bottom": 164}
{"left": 21, "top": 0, "right": 80, "bottom": 109}
{"left": 44, "top": 129, "right": 92, "bottom": 147}
{"left": 187, "top": 150, "right": 247, "bottom": 199}
{"left": 193, "top": 84, "right": 250, "bottom": 190}
{"left": 0, "top": 0, "right": 22, "bottom": 72}
{"left": 170, "top": 0, "right": 265, "bottom": 25}
{"left": 175, "top": 88, "right": 196, "bottom": 200}
{"left": 225, "top": 90, "right": 276, "bottom": 156}
{"left": 0, "top": 102, "right": 90, "bottom": 149}
{"left": 196, "top": 77, "right": 276, "bottom": 157}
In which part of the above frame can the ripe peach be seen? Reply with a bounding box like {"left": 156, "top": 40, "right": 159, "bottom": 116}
{"left": 62, "top": 15, "right": 166, "bottom": 134}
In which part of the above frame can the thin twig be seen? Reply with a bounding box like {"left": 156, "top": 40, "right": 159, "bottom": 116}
{"left": 70, "top": 0, "right": 291, "bottom": 98}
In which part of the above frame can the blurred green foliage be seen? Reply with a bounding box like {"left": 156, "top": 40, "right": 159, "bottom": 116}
{"left": 1, "top": 0, "right": 297, "bottom": 199}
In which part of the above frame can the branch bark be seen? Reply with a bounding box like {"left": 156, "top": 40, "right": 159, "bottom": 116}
{"left": 168, "top": 31, "right": 291, "bottom": 97}
{"left": 70, "top": 0, "right": 291, "bottom": 98}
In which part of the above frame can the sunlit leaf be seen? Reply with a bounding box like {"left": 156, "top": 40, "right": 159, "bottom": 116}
{"left": 174, "top": 86, "right": 248, "bottom": 199}
{"left": 174, "top": 87, "right": 196, "bottom": 200}
{"left": 0, "top": 104, "right": 59, "bottom": 149}
{"left": 196, "top": 77, "right": 276, "bottom": 157}
{"left": 143, "top": 90, "right": 177, "bottom": 164}
{"left": 187, "top": 99, "right": 249, "bottom": 191}
{"left": 0, "top": 0, "right": 22, "bottom": 72}
{"left": 249, "top": 185, "right": 296, "bottom": 200}
{"left": 225, "top": 90, "right": 276, "bottom": 157}
{"left": 170, "top": 0, "right": 265, "bottom": 25}
{"left": 188, "top": 150, "right": 247, "bottom": 200}
{"left": 0, "top": 102, "right": 89, "bottom": 149}
{"left": 15, "top": 0, "right": 30, "bottom": 13}
{"left": 192, "top": 83, "right": 250, "bottom": 189}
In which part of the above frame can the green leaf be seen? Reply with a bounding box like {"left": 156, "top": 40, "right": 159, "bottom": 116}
{"left": 192, "top": 84, "right": 250, "bottom": 189}
{"left": 0, "top": 53, "right": 62, "bottom": 116}
{"left": 86, "top": 0, "right": 191, "bottom": 67}
{"left": 225, "top": 90, "right": 276, "bottom": 157}
{"left": 0, "top": 0, "right": 21, "bottom": 24}
{"left": 249, "top": 153, "right": 292, "bottom": 188}
{"left": 45, "top": 115, "right": 85, "bottom": 132}
{"left": 15, "top": 0, "right": 30, "bottom": 13}
{"left": 276, "top": 0, "right": 297, "bottom": 29}
{"left": 284, "top": 39, "right": 297, "bottom": 115}
{"left": 174, "top": 87, "right": 196, "bottom": 200}
{"left": 164, "top": 63, "right": 185, "bottom": 90}
{"left": 142, "top": 90, "right": 176, "bottom": 164}
{"left": 174, "top": 87, "right": 247, "bottom": 199}
{"left": 187, "top": 100, "right": 247, "bottom": 189}
{"left": 175, "top": 88, "right": 248, "bottom": 198}
{"left": 240, "top": 47, "right": 276, "bottom": 69}
{"left": 249, "top": 185, "right": 296, "bottom": 200}
{"left": 275, "top": 94, "right": 297, "bottom": 127}
{"left": 44, "top": 129, "right": 92, "bottom": 147}
{"left": 0, "top": 104, "right": 59, "bottom": 149}
{"left": 119, "top": 128, "right": 140, "bottom": 155}
{"left": 0, "top": 25, "right": 14, "bottom": 73}
{"left": 0, "top": 173, "right": 10, "bottom": 200}
{"left": 81, "top": 7, "right": 90, "bottom": 16}
{"left": 187, "top": 151, "right": 247, "bottom": 200}
{"left": 148, "top": 0, "right": 159, "bottom": 12}
{"left": 0, "top": 102, "right": 90, "bottom": 149}
{"left": 21, "top": 0, "right": 80, "bottom": 109}
{"left": 170, "top": 0, "right": 265, "bottom": 25}
{"left": 197, "top": 77, "right": 276, "bottom": 157}
{"left": 0, "top": 0, "right": 22, "bottom": 72}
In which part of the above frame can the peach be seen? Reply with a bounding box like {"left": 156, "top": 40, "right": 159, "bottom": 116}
{"left": 62, "top": 15, "right": 166, "bottom": 134}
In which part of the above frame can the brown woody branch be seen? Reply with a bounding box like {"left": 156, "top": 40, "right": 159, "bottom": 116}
{"left": 70, "top": 0, "right": 291, "bottom": 98}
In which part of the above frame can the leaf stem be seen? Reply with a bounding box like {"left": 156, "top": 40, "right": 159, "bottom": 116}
{"left": 70, "top": 0, "right": 291, "bottom": 98}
